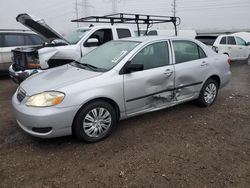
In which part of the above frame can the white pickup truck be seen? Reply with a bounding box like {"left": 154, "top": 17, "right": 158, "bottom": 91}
{"left": 9, "top": 14, "right": 135, "bottom": 83}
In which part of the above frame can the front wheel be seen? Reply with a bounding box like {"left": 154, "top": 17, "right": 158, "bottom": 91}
{"left": 196, "top": 79, "right": 218, "bottom": 107}
{"left": 247, "top": 55, "right": 250, "bottom": 64}
{"left": 73, "top": 100, "right": 117, "bottom": 142}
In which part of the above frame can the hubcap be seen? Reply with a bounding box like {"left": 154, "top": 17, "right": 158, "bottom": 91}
{"left": 83, "top": 108, "right": 112, "bottom": 138}
{"left": 204, "top": 83, "right": 217, "bottom": 104}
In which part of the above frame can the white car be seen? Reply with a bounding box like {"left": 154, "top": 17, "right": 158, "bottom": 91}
{"left": 213, "top": 34, "right": 250, "bottom": 63}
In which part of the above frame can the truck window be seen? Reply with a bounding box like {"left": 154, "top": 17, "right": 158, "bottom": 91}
{"left": 117, "top": 29, "right": 131, "bottom": 38}
{"left": 87, "top": 29, "right": 113, "bottom": 46}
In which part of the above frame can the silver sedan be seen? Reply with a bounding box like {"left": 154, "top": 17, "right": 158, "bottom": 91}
{"left": 12, "top": 36, "right": 231, "bottom": 142}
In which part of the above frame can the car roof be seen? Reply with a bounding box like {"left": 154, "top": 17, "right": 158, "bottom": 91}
{"left": 0, "top": 29, "right": 35, "bottom": 34}
{"left": 118, "top": 36, "right": 191, "bottom": 43}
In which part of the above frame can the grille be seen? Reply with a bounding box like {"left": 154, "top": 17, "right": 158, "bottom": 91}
{"left": 17, "top": 87, "right": 26, "bottom": 103}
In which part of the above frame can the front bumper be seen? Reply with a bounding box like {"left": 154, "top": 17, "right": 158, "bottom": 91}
{"left": 12, "top": 91, "right": 79, "bottom": 139}
{"left": 9, "top": 64, "right": 42, "bottom": 84}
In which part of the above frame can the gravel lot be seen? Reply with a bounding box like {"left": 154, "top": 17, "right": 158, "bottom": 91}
{"left": 0, "top": 62, "right": 250, "bottom": 188}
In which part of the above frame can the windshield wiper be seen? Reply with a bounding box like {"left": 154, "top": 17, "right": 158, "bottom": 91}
{"left": 71, "top": 61, "right": 107, "bottom": 72}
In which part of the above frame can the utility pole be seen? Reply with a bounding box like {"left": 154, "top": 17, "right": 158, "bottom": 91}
{"left": 171, "top": 0, "right": 177, "bottom": 36}
{"left": 111, "top": 0, "right": 118, "bottom": 13}
{"left": 82, "top": 0, "right": 91, "bottom": 17}
{"left": 171, "top": 0, "right": 177, "bottom": 17}
{"left": 74, "top": 0, "right": 80, "bottom": 27}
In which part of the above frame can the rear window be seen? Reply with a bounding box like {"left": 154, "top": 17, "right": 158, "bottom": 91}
{"left": 117, "top": 29, "right": 131, "bottom": 39}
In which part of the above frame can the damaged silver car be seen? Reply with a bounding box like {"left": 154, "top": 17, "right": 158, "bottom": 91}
{"left": 12, "top": 36, "right": 231, "bottom": 142}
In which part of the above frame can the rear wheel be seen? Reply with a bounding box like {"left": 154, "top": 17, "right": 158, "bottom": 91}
{"left": 73, "top": 100, "right": 117, "bottom": 142}
{"left": 196, "top": 79, "right": 218, "bottom": 107}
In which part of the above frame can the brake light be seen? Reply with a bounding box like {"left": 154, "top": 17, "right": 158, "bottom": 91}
{"left": 228, "top": 58, "right": 231, "bottom": 65}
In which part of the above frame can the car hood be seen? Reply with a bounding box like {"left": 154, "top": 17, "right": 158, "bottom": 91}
{"left": 20, "top": 64, "right": 102, "bottom": 96}
{"left": 16, "top": 13, "right": 69, "bottom": 43}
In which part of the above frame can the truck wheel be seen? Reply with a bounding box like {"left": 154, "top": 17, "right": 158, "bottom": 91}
{"left": 196, "top": 79, "right": 218, "bottom": 107}
{"left": 73, "top": 100, "right": 117, "bottom": 142}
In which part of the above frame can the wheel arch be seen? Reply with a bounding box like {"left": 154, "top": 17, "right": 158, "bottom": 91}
{"left": 72, "top": 97, "right": 121, "bottom": 129}
{"left": 207, "top": 75, "right": 221, "bottom": 87}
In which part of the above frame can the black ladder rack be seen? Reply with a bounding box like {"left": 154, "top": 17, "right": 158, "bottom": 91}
{"left": 71, "top": 13, "right": 181, "bottom": 36}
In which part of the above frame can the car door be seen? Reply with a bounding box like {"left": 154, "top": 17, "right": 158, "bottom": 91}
{"left": 81, "top": 29, "right": 113, "bottom": 56}
{"left": 227, "top": 36, "right": 239, "bottom": 59}
{"left": 123, "top": 41, "right": 175, "bottom": 116}
{"left": 235, "top": 36, "right": 249, "bottom": 59}
{"left": 172, "top": 40, "right": 209, "bottom": 101}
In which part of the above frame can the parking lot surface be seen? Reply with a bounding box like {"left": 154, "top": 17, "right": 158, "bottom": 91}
{"left": 0, "top": 62, "right": 250, "bottom": 188}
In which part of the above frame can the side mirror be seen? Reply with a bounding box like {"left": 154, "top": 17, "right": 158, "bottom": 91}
{"left": 246, "top": 42, "right": 250, "bottom": 46}
{"left": 123, "top": 63, "right": 144, "bottom": 74}
{"left": 85, "top": 38, "right": 99, "bottom": 47}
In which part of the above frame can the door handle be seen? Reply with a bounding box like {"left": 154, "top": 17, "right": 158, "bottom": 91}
{"left": 164, "top": 69, "right": 173, "bottom": 76}
{"left": 200, "top": 61, "right": 208, "bottom": 67}
{"left": 228, "top": 47, "right": 232, "bottom": 49}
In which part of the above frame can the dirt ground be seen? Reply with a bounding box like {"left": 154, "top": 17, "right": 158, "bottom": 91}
{"left": 0, "top": 62, "right": 250, "bottom": 188}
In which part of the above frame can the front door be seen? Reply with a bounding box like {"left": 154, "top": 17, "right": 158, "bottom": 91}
{"left": 235, "top": 36, "right": 249, "bottom": 59}
{"left": 123, "top": 41, "right": 175, "bottom": 116}
{"left": 81, "top": 29, "right": 114, "bottom": 56}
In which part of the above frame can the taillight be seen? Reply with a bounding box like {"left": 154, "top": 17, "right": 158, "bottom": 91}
{"left": 228, "top": 58, "right": 231, "bottom": 65}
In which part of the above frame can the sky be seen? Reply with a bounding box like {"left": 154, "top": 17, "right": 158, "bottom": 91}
{"left": 1, "top": 0, "right": 250, "bottom": 34}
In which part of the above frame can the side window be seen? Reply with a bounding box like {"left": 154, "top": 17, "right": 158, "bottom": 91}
{"left": 173, "top": 41, "right": 199, "bottom": 64}
{"left": 235, "top": 37, "right": 246, "bottom": 46}
{"left": 3, "top": 34, "right": 25, "bottom": 47}
{"left": 28, "top": 34, "right": 44, "bottom": 45}
{"left": 220, "top": 37, "right": 227, "bottom": 44}
{"left": 0, "top": 34, "right": 4, "bottom": 47}
{"left": 87, "top": 29, "right": 113, "bottom": 46}
{"left": 228, "top": 36, "right": 236, "bottom": 45}
{"left": 117, "top": 29, "right": 131, "bottom": 39}
{"left": 198, "top": 46, "right": 207, "bottom": 59}
{"left": 131, "top": 42, "right": 169, "bottom": 70}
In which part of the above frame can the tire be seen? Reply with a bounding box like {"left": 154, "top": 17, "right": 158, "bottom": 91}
{"left": 73, "top": 100, "right": 117, "bottom": 142}
{"left": 196, "top": 78, "right": 218, "bottom": 107}
{"left": 247, "top": 55, "right": 250, "bottom": 65}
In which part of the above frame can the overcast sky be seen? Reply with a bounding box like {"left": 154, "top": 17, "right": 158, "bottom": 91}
{"left": 1, "top": 0, "right": 250, "bottom": 34}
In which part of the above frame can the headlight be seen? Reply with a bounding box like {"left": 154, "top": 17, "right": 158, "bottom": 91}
{"left": 25, "top": 91, "right": 65, "bottom": 107}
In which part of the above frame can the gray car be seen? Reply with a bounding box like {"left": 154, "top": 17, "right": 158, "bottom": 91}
{"left": 12, "top": 36, "right": 231, "bottom": 142}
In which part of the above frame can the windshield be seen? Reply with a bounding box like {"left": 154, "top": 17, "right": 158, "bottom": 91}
{"left": 64, "top": 28, "right": 90, "bottom": 44}
{"left": 76, "top": 41, "right": 140, "bottom": 71}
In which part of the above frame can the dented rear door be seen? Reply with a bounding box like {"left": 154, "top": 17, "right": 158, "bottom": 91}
{"left": 171, "top": 40, "right": 209, "bottom": 101}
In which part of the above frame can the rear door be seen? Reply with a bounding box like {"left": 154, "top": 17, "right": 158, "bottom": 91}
{"left": 172, "top": 40, "right": 209, "bottom": 101}
{"left": 227, "top": 36, "right": 239, "bottom": 59}
{"left": 123, "top": 41, "right": 175, "bottom": 116}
